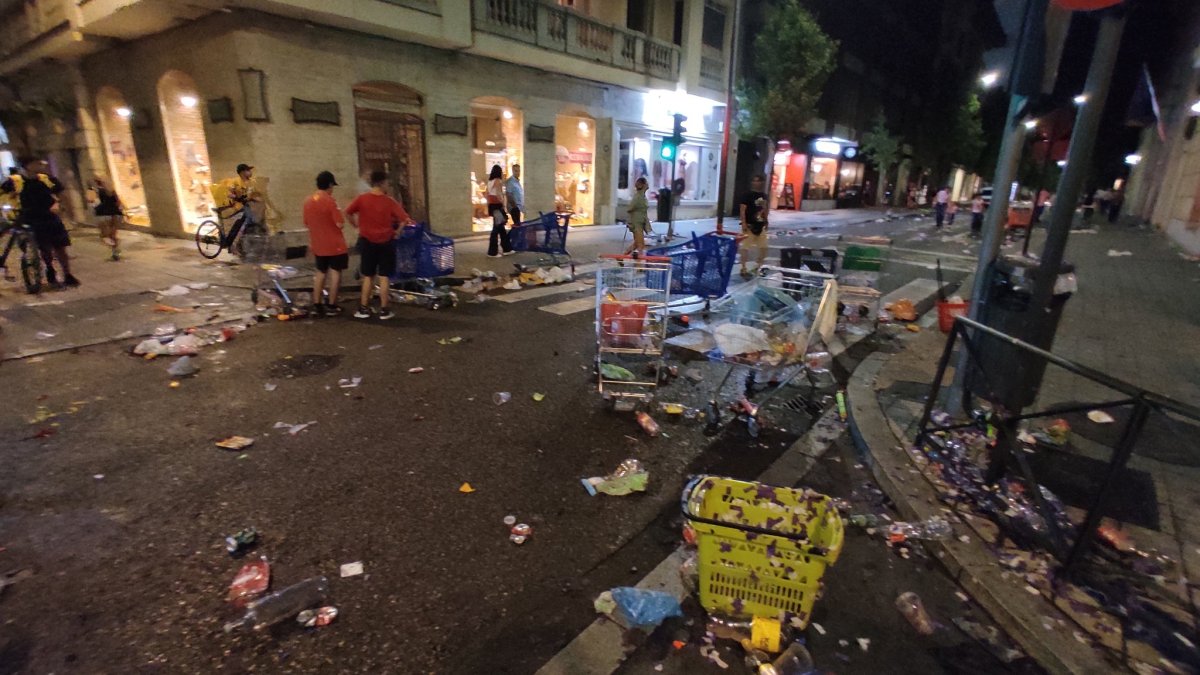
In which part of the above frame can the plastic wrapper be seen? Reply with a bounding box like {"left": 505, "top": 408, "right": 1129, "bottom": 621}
{"left": 582, "top": 459, "right": 649, "bottom": 496}
{"left": 594, "top": 587, "right": 682, "bottom": 630}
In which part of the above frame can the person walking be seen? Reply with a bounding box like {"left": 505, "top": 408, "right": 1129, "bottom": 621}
{"left": 485, "top": 164, "right": 513, "bottom": 258}
{"left": 302, "top": 170, "right": 347, "bottom": 316}
{"left": 623, "top": 177, "right": 650, "bottom": 257}
{"left": 739, "top": 174, "right": 770, "bottom": 277}
{"left": 1108, "top": 190, "right": 1124, "bottom": 224}
{"left": 345, "top": 170, "right": 413, "bottom": 320}
{"left": 504, "top": 163, "right": 524, "bottom": 227}
{"left": 970, "top": 192, "right": 985, "bottom": 237}
{"left": 934, "top": 186, "right": 950, "bottom": 228}
{"left": 92, "top": 177, "right": 122, "bottom": 261}
{"left": 3, "top": 158, "right": 77, "bottom": 286}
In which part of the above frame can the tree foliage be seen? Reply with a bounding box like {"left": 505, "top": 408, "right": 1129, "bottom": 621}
{"left": 948, "top": 93, "right": 986, "bottom": 172}
{"left": 859, "top": 114, "right": 901, "bottom": 205}
{"left": 737, "top": 0, "right": 838, "bottom": 142}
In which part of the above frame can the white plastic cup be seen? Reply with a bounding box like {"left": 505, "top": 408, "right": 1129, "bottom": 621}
{"left": 493, "top": 392, "right": 512, "bottom": 405}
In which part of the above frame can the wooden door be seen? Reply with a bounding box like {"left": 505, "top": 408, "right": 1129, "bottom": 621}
{"left": 355, "top": 107, "right": 428, "bottom": 223}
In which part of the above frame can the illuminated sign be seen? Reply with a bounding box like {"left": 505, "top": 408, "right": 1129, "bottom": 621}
{"left": 813, "top": 140, "right": 841, "bottom": 155}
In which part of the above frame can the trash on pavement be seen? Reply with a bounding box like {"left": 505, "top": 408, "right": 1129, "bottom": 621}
{"left": 510, "top": 523, "right": 532, "bottom": 545}
{"left": 503, "top": 515, "right": 517, "bottom": 526}
{"left": 886, "top": 298, "right": 917, "bottom": 321}
{"left": 339, "top": 561, "right": 364, "bottom": 578}
{"left": 225, "top": 527, "right": 259, "bottom": 556}
{"left": 593, "top": 587, "right": 683, "bottom": 631}
{"left": 1106, "top": 249, "right": 1133, "bottom": 257}
{"left": 167, "top": 355, "right": 199, "bottom": 377}
{"left": 408, "top": 367, "right": 424, "bottom": 374}
{"left": 156, "top": 284, "right": 191, "bottom": 296}
{"left": 153, "top": 323, "right": 177, "bottom": 337}
{"left": 684, "top": 368, "right": 705, "bottom": 383}
{"left": 951, "top": 617, "right": 1024, "bottom": 663}
{"left": 895, "top": 591, "right": 935, "bottom": 635}
{"left": 264, "top": 383, "right": 277, "bottom": 392}
{"left": 216, "top": 436, "right": 256, "bottom": 451}
{"left": 750, "top": 616, "right": 783, "bottom": 653}
{"left": 459, "top": 482, "right": 476, "bottom": 493}
{"left": 582, "top": 459, "right": 649, "bottom": 496}
{"left": 224, "top": 576, "right": 330, "bottom": 633}
{"left": 887, "top": 517, "right": 953, "bottom": 543}
{"left": 35, "top": 331, "right": 57, "bottom": 340}
{"left": 492, "top": 392, "right": 512, "bottom": 405}
{"left": 713, "top": 323, "right": 771, "bottom": 355}
{"left": 599, "top": 363, "right": 636, "bottom": 381}
{"left": 665, "top": 329, "right": 717, "bottom": 353}
{"left": 187, "top": 282, "right": 211, "bottom": 290}
{"left": 836, "top": 390, "right": 848, "bottom": 421}
{"left": 531, "top": 392, "right": 546, "bottom": 402}
{"left": 437, "top": 336, "right": 465, "bottom": 345}
{"left": 502, "top": 279, "right": 522, "bottom": 290}
{"left": 338, "top": 377, "right": 362, "bottom": 388}
{"left": 153, "top": 303, "right": 187, "bottom": 313}
{"left": 636, "top": 411, "right": 660, "bottom": 437}
{"left": 296, "top": 606, "right": 338, "bottom": 627}
{"left": 763, "top": 642, "right": 815, "bottom": 674}
{"left": 1087, "top": 410, "right": 1116, "bottom": 424}
{"left": 227, "top": 557, "right": 271, "bottom": 607}
{"left": 274, "top": 421, "right": 316, "bottom": 435}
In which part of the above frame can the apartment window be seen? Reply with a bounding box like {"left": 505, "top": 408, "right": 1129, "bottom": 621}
{"left": 702, "top": 5, "right": 726, "bottom": 50}
{"left": 672, "top": 0, "right": 683, "bottom": 46}
{"left": 558, "top": 0, "right": 589, "bottom": 12}
{"left": 618, "top": 140, "right": 632, "bottom": 190}
{"left": 626, "top": 0, "right": 648, "bottom": 32}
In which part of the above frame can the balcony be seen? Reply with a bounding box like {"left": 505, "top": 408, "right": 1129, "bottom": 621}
{"left": 0, "top": 0, "right": 70, "bottom": 62}
{"left": 473, "top": 0, "right": 680, "bottom": 82}
{"left": 699, "top": 53, "right": 726, "bottom": 92}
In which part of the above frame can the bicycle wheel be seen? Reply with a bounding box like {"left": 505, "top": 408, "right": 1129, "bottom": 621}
{"left": 19, "top": 236, "right": 42, "bottom": 294}
{"left": 196, "top": 220, "right": 224, "bottom": 259}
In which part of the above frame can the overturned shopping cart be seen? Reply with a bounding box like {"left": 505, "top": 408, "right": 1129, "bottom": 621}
{"left": 509, "top": 212, "right": 571, "bottom": 265}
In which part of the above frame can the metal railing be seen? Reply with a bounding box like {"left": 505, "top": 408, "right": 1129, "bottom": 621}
{"left": 699, "top": 54, "right": 725, "bottom": 91}
{"left": 474, "top": 0, "right": 680, "bottom": 80}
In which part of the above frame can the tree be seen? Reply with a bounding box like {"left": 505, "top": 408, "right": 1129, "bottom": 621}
{"left": 859, "top": 114, "right": 901, "bottom": 206}
{"left": 947, "top": 93, "right": 986, "bottom": 173}
{"left": 737, "top": 0, "right": 838, "bottom": 142}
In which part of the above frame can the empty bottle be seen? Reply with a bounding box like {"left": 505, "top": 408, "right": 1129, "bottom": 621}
{"left": 895, "top": 591, "right": 935, "bottom": 635}
{"left": 635, "top": 411, "right": 660, "bottom": 437}
{"left": 224, "top": 576, "right": 329, "bottom": 633}
{"left": 758, "top": 641, "right": 815, "bottom": 675}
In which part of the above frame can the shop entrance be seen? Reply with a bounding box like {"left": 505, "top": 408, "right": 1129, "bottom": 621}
{"left": 555, "top": 113, "right": 595, "bottom": 225}
{"left": 96, "top": 86, "right": 150, "bottom": 226}
{"left": 157, "top": 70, "right": 214, "bottom": 233}
{"left": 470, "top": 97, "right": 523, "bottom": 232}
{"left": 353, "top": 82, "right": 428, "bottom": 223}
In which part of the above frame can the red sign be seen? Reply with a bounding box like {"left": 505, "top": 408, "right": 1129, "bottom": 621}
{"left": 1052, "top": 0, "right": 1122, "bottom": 10}
{"left": 567, "top": 151, "right": 592, "bottom": 163}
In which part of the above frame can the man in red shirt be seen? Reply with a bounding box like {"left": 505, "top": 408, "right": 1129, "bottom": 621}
{"left": 302, "top": 170, "right": 347, "bottom": 315}
{"left": 344, "top": 170, "right": 413, "bottom": 320}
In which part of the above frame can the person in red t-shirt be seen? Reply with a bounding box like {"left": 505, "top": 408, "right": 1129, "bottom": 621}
{"left": 302, "top": 170, "right": 347, "bottom": 316}
{"left": 344, "top": 170, "right": 413, "bottom": 320}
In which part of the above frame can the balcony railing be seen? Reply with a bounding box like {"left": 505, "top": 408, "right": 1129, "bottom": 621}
{"left": 474, "top": 0, "right": 680, "bottom": 81}
{"left": 699, "top": 54, "right": 726, "bottom": 91}
{"left": 0, "top": 0, "right": 68, "bottom": 60}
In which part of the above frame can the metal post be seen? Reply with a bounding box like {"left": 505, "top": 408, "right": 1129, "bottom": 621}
{"left": 1032, "top": 10, "right": 1127, "bottom": 309}
{"left": 715, "top": 0, "right": 742, "bottom": 235}
{"left": 667, "top": 156, "right": 678, "bottom": 240}
{"left": 916, "top": 320, "right": 961, "bottom": 441}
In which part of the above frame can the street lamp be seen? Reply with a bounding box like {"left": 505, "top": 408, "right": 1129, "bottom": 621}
{"left": 116, "top": 107, "right": 132, "bottom": 119}
{"left": 1023, "top": 119, "right": 1038, "bottom": 130}
{"left": 1057, "top": 160, "right": 1067, "bottom": 167}
{"left": 1073, "top": 94, "right": 1088, "bottom": 105}
{"left": 980, "top": 71, "right": 1000, "bottom": 88}
{"left": 1125, "top": 154, "right": 1142, "bottom": 166}
{"left": 1191, "top": 100, "right": 1200, "bottom": 115}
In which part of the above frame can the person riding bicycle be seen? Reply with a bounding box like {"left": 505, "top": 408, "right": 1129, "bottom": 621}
{"left": 2, "top": 158, "right": 78, "bottom": 286}
{"left": 216, "top": 163, "right": 263, "bottom": 254}
{"left": 0, "top": 168, "right": 21, "bottom": 220}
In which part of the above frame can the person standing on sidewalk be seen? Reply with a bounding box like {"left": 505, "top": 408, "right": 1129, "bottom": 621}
{"left": 302, "top": 171, "right": 347, "bottom": 316}
{"left": 970, "top": 192, "right": 985, "bottom": 237}
{"left": 504, "top": 163, "right": 524, "bottom": 227}
{"left": 345, "top": 170, "right": 413, "bottom": 320}
{"left": 934, "top": 186, "right": 949, "bottom": 229}
{"left": 91, "top": 177, "right": 123, "bottom": 261}
{"left": 623, "top": 177, "right": 650, "bottom": 257}
{"left": 486, "top": 164, "right": 513, "bottom": 258}
{"left": 739, "top": 174, "right": 769, "bottom": 277}
{"left": 3, "top": 159, "right": 78, "bottom": 287}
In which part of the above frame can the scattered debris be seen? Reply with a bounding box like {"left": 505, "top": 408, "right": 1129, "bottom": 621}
{"left": 338, "top": 377, "right": 362, "bottom": 388}
{"left": 274, "top": 421, "right": 316, "bottom": 435}
{"left": 593, "top": 587, "right": 683, "bottom": 631}
{"left": 296, "top": 606, "right": 338, "bottom": 627}
{"left": 155, "top": 284, "right": 191, "bottom": 296}
{"left": 339, "top": 561, "right": 364, "bottom": 578}
{"left": 35, "top": 331, "right": 56, "bottom": 340}
{"left": 216, "top": 436, "right": 256, "bottom": 451}
{"left": 896, "top": 591, "right": 935, "bottom": 635}
{"left": 582, "top": 459, "right": 649, "bottom": 496}
{"left": 437, "top": 336, "right": 465, "bottom": 345}
{"left": 408, "top": 367, "right": 424, "bottom": 374}
{"left": 167, "top": 355, "right": 199, "bottom": 377}
{"left": 510, "top": 523, "right": 532, "bottom": 545}
{"left": 224, "top": 527, "right": 259, "bottom": 556}
{"left": 635, "top": 411, "right": 660, "bottom": 437}
{"left": 264, "top": 383, "right": 277, "bottom": 392}
{"left": 459, "top": 482, "right": 476, "bottom": 494}
{"left": 1107, "top": 249, "right": 1134, "bottom": 257}
{"left": 493, "top": 392, "right": 512, "bottom": 406}
{"left": 224, "top": 576, "right": 329, "bottom": 633}
{"left": 228, "top": 558, "right": 271, "bottom": 607}
{"left": 1087, "top": 410, "right": 1116, "bottom": 424}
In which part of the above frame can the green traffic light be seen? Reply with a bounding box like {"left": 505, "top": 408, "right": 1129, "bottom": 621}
{"left": 660, "top": 143, "right": 676, "bottom": 160}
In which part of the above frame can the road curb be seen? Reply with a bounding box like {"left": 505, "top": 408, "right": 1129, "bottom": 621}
{"left": 845, "top": 352, "right": 1115, "bottom": 675}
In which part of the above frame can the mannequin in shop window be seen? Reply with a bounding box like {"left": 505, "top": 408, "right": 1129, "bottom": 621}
{"left": 486, "top": 164, "right": 513, "bottom": 258}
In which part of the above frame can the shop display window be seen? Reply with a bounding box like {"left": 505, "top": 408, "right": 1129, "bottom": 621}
{"left": 470, "top": 99, "right": 523, "bottom": 232}
{"left": 96, "top": 87, "right": 150, "bottom": 226}
{"left": 649, "top": 139, "right": 719, "bottom": 202}
{"left": 555, "top": 114, "right": 595, "bottom": 224}
{"left": 157, "top": 71, "right": 214, "bottom": 232}
{"left": 807, "top": 156, "right": 838, "bottom": 201}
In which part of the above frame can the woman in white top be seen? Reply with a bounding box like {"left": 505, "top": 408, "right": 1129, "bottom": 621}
{"left": 486, "top": 164, "right": 513, "bottom": 257}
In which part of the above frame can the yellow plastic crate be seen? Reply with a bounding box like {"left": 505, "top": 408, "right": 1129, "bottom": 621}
{"left": 682, "top": 476, "right": 844, "bottom": 626}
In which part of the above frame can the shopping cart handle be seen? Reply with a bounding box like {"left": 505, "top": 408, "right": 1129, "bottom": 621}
{"left": 600, "top": 254, "right": 671, "bottom": 263}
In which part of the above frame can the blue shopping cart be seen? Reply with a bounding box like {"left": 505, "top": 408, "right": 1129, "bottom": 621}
{"left": 388, "top": 223, "right": 457, "bottom": 310}
{"left": 509, "top": 212, "right": 571, "bottom": 264}
{"left": 646, "top": 231, "right": 741, "bottom": 299}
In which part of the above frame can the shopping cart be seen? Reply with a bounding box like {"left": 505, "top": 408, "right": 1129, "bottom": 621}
{"left": 509, "top": 212, "right": 571, "bottom": 264}
{"left": 595, "top": 254, "right": 673, "bottom": 409}
{"left": 698, "top": 266, "right": 838, "bottom": 436}
{"left": 682, "top": 475, "right": 844, "bottom": 626}
{"left": 240, "top": 229, "right": 310, "bottom": 315}
{"left": 836, "top": 235, "right": 891, "bottom": 326}
{"left": 388, "top": 222, "right": 457, "bottom": 310}
{"left": 647, "top": 231, "right": 741, "bottom": 305}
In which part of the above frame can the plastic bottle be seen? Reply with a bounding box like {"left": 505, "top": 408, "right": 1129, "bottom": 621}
{"left": 895, "top": 591, "right": 935, "bottom": 635}
{"left": 635, "top": 411, "right": 660, "bottom": 437}
{"left": 758, "top": 641, "right": 815, "bottom": 675}
{"left": 920, "top": 517, "right": 953, "bottom": 540}
{"left": 224, "top": 576, "right": 329, "bottom": 632}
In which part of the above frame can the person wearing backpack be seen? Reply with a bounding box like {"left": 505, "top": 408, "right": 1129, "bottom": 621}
{"left": 738, "top": 174, "right": 769, "bottom": 277}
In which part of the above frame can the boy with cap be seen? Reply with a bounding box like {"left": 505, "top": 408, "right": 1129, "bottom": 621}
{"left": 302, "top": 170, "right": 347, "bottom": 315}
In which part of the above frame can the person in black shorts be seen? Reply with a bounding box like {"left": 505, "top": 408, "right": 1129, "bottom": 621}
{"left": 302, "top": 170, "right": 348, "bottom": 315}
{"left": 344, "top": 171, "right": 412, "bottom": 320}
{"left": 1, "top": 158, "right": 78, "bottom": 286}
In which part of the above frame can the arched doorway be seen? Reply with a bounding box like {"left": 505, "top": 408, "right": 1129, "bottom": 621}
{"left": 157, "top": 70, "right": 214, "bottom": 232}
{"left": 470, "top": 96, "right": 523, "bottom": 232}
{"left": 95, "top": 86, "right": 150, "bottom": 226}
{"left": 353, "top": 81, "right": 428, "bottom": 223}
{"left": 555, "top": 111, "right": 595, "bottom": 224}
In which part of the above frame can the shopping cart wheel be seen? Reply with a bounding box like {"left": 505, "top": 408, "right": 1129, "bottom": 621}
{"left": 195, "top": 220, "right": 223, "bottom": 259}
{"left": 250, "top": 289, "right": 259, "bottom": 304}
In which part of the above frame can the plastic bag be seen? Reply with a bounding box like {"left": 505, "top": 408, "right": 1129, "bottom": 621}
{"left": 595, "top": 587, "right": 682, "bottom": 630}
{"left": 582, "top": 459, "right": 649, "bottom": 496}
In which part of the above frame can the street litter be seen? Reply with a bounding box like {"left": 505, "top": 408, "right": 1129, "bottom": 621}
{"left": 224, "top": 576, "right": 329, "bottom": 633}
{"left": 437, "top": 336, "right": 465, "bottom": 345}
{"left": 896, "top": 591, "right": 935, "bottom": 635}
{"left": 599, "top": 363, "right": 636, "bottom": 381}
{"left": 225, "top": 527, "right": 259, "bottom": 556}
{"left": 216, "top": 436, "right": 256, "bottom": 451}
{"left": 296, "top": 606, "right": 338, "bottom": 627}
{"left": 636, "top": 411, "right": 660, "bottom": 437}
{"left": 153, "top": 304, "right": 187, "bottom": 313}
{"left": 593, "top": 587, "right": 682, "bottom": 630}
{"left": 493, "top": 392, "right": 512, "bottom": 405}
{"left": 339, "top": 561, "right": 364, "bottom": 578}
{"left": 264, "top": 383, "right": 277, "bottom": 392}
{"left": 503, "top": 515, "right": 517, "bottom": 526}
{"left": 502, "top": 279, "right": 522, "bottom": 290}
{"left": 167, "top": 356, "right": 199, "bottom": 377}
{"left": 228, "top": 558, "right": 271, "bottom": 607}
{"left": 1087, "top": 410, "right": 1116, "bottom": 424}
{"left": 951, "top": 617, "right": 1024, "bottom": 663}
{"left": 274, "top": 421, "right": 316, "bottom": 435}
{"left": 582, "top": 459, "right": 649, "bottom": 496}
{"left": 338, "top": 377, "right": 362, "bottom": 388}
{"left": 369, "top": 344, "right": 383, "bottom": 350}
{"left": 509, "top": 523, "right": 532, "bottom": 545}
{"left": 887, "top": 517, "right": 953, "bottom": 543}
{"left": 156, "top": 284, "right": 191, "bottom": 296}
{"left": 35, "top": 331, "right": 56, "bottom": 340}
{"left": 187, "top": 282, "right": 211, "bottom": 290}
{"left": 1107, "top": 249, "right": 1134, "bottom": 257}
{"left": 531, "top": 392, "right": 546, "bottom": 402}
{"left": 885, "top": 298, "right": 917, "bottom": 321}
{"left": 408, "top": 367, "right": 424, "bottom": 374}
{"left": 459, "top": 482, "right": 476, "bottom": 493}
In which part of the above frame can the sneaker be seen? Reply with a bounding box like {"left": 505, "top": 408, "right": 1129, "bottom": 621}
{"left": 502, "top": 250, "right": 516, "bottom": 256}
{"left": 353, "top": 306, "right": 372, "bottom": 319}
{"left": 378, "top": 308, "right": 395, "bottom": 320}
{"left": 46, "top": 270, "right": 58, "bottom": 285}
{"left": 323, "top": 303, "right": 343, "bottom": 316}
{"left": 487, "top": 253, "right": 502, "bottom": 258}
{"left": 102, "top": 237, "right": 116, "bottom": 247}
{"left": 63, "top": 275, "right": 80, "bottom": 287}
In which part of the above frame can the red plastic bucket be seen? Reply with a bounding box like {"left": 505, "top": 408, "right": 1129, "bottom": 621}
{"left": 936, "top": 300, "right": 969, "bottom": 333}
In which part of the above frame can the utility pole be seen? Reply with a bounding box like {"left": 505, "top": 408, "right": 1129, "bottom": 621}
{"left": 715, "top": 0, "right": 743, "bottom": 236}
{"left": 1032, "top": 8, "right": 1127, "bottom": 309}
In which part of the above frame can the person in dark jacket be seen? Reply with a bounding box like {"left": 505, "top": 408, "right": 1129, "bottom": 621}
{"left": 1, "top": 158, "right": 77, "bottom": 286}
{"left": 92, "top": 177, "right": 123, "bottom": 260}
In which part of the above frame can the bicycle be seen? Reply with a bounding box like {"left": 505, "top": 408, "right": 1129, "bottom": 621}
{"left": 0, "top": 216, "right": 44, "bottom": 294}
{"left": 195, "top": 198, "right": 262, "bottom": 259}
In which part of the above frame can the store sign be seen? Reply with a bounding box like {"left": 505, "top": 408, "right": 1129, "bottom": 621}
{"left": 567, "top": 151, "right": 593, "bottom": 163}
{"left": 813, "top": 140, "right": 841, "bottom": 156}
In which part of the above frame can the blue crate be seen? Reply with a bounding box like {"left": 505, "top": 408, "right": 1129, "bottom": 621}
{"left": 392, "top": 223, "right": 454, "bottom": 280}
{"left": 647, "top": 232, "right": 739, "bottom": 298}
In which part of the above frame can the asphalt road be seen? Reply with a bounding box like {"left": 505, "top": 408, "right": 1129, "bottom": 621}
{"left": 0, "top": 214, "right": 989, "bottom": 673}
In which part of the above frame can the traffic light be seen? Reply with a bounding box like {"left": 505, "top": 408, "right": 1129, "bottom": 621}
{"left": 660, "top": 140, "right": 676, "bottom": 160}
{"left": 660, "top": 114, "right": 688, "bottom": 160}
